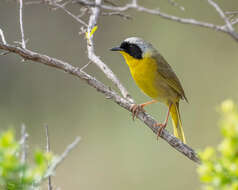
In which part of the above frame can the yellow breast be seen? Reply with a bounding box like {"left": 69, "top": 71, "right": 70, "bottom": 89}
{"left": 120, "top": 51, "right": 161, "bottom": 99}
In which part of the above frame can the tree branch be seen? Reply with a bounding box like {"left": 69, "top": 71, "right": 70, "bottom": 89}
{"left": 75, "top": 0, "right": 238, "bottom": 42}
{"left": 0, "top": 42, "right": 200, "bottom": 164}
{"left": 207, "top": 0, "right": 233, "bottom": 31}
{"left": 86, "top": 0, "right": 134, "bottom": 102}
{"left": 207, "top": 0, "right": 238, "bottom": 41}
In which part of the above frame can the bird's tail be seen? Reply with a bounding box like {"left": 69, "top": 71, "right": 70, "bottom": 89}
{"left": 169, "top": 102, "right": 186, "bottom": 144}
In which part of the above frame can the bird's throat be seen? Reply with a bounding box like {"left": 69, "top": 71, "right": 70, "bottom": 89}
{"left": 120, "top": 51, "right": 140, "bottom": 68}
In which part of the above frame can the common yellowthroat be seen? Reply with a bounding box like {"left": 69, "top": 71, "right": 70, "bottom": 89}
{"left": 111, "top": 37, "right": 188, "bottom": 143}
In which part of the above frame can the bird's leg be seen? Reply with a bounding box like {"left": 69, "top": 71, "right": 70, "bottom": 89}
{"left": 154, "top": 103, "right": 172, "bottom": 139}
{"left": 130, "top": 100, "right": 157, "bottom": 120}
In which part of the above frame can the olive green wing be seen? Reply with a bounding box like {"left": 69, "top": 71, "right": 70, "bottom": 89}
{"left": 153, "top": 53, "right": 188, "bottom": 102}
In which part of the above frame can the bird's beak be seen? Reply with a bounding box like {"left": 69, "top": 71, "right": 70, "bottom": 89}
{"left": 110, "top": 47, "right": 123, "bottom": 51}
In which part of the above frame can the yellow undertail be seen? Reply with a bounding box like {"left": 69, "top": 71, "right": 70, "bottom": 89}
{"left": 169, "top": 102, "right": 186, "bottom": 144}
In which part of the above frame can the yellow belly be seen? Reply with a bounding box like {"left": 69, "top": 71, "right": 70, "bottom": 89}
{"left": 121, "top": 51, "right": 178, "bottom": 103}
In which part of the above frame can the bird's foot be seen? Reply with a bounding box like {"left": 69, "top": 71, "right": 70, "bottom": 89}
{"left": 154, "top": 122, "right": 167, "bottom": 140}
{"left": 130, "top": 104, "right": 145, "bottom": 120}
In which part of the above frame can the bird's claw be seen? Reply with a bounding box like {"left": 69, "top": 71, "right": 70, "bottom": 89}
{"left": 130, "top": 104, "right": 145, "bottom": 120}
{"left": 154, "top": 123, "right": 167, "bottom": 140}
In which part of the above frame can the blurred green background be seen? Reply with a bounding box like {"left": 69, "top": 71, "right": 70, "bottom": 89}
{"left": 0, "top": 0, "right": 238, "bottom": 189}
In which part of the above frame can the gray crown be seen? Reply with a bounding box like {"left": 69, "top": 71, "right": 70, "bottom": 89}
{"left": 124, "top": 37, "right": 155, "bottom": 55}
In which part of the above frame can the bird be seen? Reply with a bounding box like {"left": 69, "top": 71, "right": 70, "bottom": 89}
{"left": 110, "top": 37, "right": 188, "bottom": 143}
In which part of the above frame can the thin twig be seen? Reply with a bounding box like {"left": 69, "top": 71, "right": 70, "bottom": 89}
{"left": 231, "top": 18, "right": 238, "bottom": 26}
{"left": 80, "top": 61, "right": 92, "bottom": 71}
{"left": 0, "top": 51, "right": 11, "bottom": 56}
{"left": 225, "top": 11, "right": 238, "bottom": 15}
{"left": 0, "top": 28, "right": 7, "bottom": 45}
{"left": 43, "top": 136, "right": 81, "bottom": 179}
{"left": 207, "top": 0, "right": 234, "bottom": 32}
{"left": 51, "top": 1, "right": 88, "bottom": 27}
{"left": 25, "top": 0, "right": 45, "bottom": 5}
{"left": 19, "top": 0, "right": 26, "bottom": 48}
{"left": 25, "top": 1, "right": 88, "bottom": 26}
{"left": 101, "top": 11, "right": 132, "bottom": 20}
{"left": 20, "top": 124, "right": 28, "bottom": 164}
{"left": 45, "top": 125, "right": 50, "bottom": 153}
{"left": 0, "top": 42, "right": 200, "bottom": 164}
{"left": 45, "top": 125, "right": 53, "bottom": 190}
